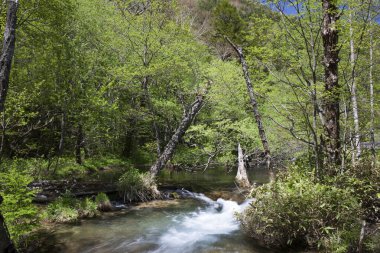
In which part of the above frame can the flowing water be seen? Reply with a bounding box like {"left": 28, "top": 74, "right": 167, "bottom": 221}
{"left": 39, "top": 168, "right": 276, "bottom": 253}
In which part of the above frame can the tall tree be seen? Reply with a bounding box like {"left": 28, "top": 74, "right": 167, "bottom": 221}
{"left": 0, "top": 0, "right": 18, "bottom": 252}
{"left": 213, "top": 0, "right": 271, "bottom": 169}
{"left": 348, "top": 10, "right": 361, "bottom": 162}
{"left": 321, "top": 0, "right": 341, "bottom": 168}
{"left": 226, "top": 38, "right": 271, "bottom": 169}
{"left": 369, "top": 11, "right": 376, "bottom": 167}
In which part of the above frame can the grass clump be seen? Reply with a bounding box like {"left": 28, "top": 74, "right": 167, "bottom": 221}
{"left": 46, "top": 192, "right": 98, "bottom": 223}
{"left": 78, "top": 197, "right": 98, "bottom": 218}
{"left": 95, "top": 192, "right": 112, "bottom": 211}
{"left": 238, "top": 167, "right": 362, "bottom": 252}
{"left": 118, "top": 168, "right": 158, "bottom": 203}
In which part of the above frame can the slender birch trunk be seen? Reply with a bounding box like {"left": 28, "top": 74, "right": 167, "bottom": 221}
{"left": 75, "top": 123, "right": 84, "bottom": 165}
{"left": 225, "top": 38, "right": 271, "bottom": 170}
{"left": 341, "top": 101, "right": 349, "bottom": 173}
{"left": 369, "top": 17, "right": 376, "bottom": 167}
{"left": 57, "top": 112, "right": 66, "bottom": 157}
{"left": 349, "top": 11, "right": 361, "bottom": 162}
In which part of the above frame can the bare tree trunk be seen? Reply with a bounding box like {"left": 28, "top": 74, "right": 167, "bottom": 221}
{"left": 236, "top": 143, "right": 250, "bottom": 188}
{"left": 0, "top": 112, "right": 5, "bottom": 159}
{"left": 52, "top": 112, "right": 66, "bottom": 174}
{"left": 0, "top": 1, "right": 18, "bottom": 252}
{"left": 358, "top": 220, "right": 366, "bottom": 253}
{"left": 150, "top": 82, "right": 210, "bottom": 178}
{"left": 153, "top": 121, "right": 162, "bottom": 156}
{"left": 57, "top": 112, "right": 66, "bottom": 157}
{"left": 75, "top": 123, "right": 83, "bottom": 165}
{"left": 225, "top": 38, "right": 271, "bottom": 170}
{"left": 321, "top": 0, "right": 341, "bottom": 168}
{"left": 341, "top": 101, "right": 348, "bottom": 173}
{"left": 349, "top": 11, "right": 361, "bottom": 162}
{"left": 369, "top": 17, "right": 376, "bottom": 167}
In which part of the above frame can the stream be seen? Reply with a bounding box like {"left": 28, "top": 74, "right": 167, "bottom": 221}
{"left": 38, "top": 168, "right": 277, "bottom": 253}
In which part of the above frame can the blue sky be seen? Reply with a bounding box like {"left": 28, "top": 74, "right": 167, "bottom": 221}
{"left": 259, "top": 0, "right": 299, "bottom": 15}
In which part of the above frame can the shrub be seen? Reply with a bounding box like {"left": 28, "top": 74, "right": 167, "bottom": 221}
{"left": 46, "top": 194, "right": 79, "bottom": 223}
{"left": 0, "top": 166, "right": 39, "bottom": 244}
{"left": 77, "top": 198, "right": 98, "bottom": 218}
{"left": 117, "top": 168, "right": 158, "bottom": 202}
{"left": 238, "top": 167, "right": 361, "bottom": 252}
{"left": 95, "top": 192, "right": 112, "bottom": 211}
{"left": 46, "top": 204, "right": 78, "bottom": 223}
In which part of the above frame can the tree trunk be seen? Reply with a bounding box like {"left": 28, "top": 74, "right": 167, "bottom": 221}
{"left": 0, "top": 212, "right": 16, "bottom": 253}
{"left": 341, "top": 101, "right": 349, "bottom": 173}
{"left": 225, "top": 38, "right": 271, "bottom": 170}
{"left": 349, "top": 11, "right": 361, "bottom": 162}
{"left": 57, "top": 112, "right": 66, "bottom": 157}
{"left": 0, "top": 1, "right": 18, "bottom": 252}
{"left": 236, "top": 143, "right": 250, "bottom": 188}
{"left": 0, "top": 0, "right": 17, "bottom": 112}
{"left": 75, "top": 123, "right": 83, "bottom": 165}
{"left": 0, "top": 112, "right": 5, "bottom": 159}
{"left": 150, "top": 82, "right": 210, "bottom": 178}
{"left": 153, "top": 122, "right": 162, "bottom": 156}
{"left": 369, "top": 17, "right": 376, "bottom": 167}
{"left": 321, "top": 0, "right": 341, "bottom": 168}
{"left": 358, "top": 220, "right": 366, "bottom": 253}
{"left": 52, "top": 112, "right": 66, "bottom": 174}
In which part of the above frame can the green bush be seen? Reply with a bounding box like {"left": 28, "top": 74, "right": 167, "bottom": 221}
{"left": 78, "top": 197, "right": 98, "bottom": 218}
{"left": 46, "top": 193, "right": 98, "bottom": 223}
{"left": 0, "top": 166, "right": 39, "bottom": 244}
{"left": 118, "top": 168, "right": 158, "bottom": 202}
{"left": 46, "top": 194, "right": 79, "bottom": 223}
{"left": 238, "top": 167, "right": 361, "bottom": 252}
{"left": 46, "top": 204, "right": 79, "bottom": 223}
{"left": 95, "top": 192, "right": 112, "bottom": 211}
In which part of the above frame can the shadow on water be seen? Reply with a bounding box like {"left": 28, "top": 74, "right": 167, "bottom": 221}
{"left": 158, "top": 166, "right": 270, "bottom": 193}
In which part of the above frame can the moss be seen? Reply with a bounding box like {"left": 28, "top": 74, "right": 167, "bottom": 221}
{"left": 170, "top": 192, "right": 180, "bottom": 199}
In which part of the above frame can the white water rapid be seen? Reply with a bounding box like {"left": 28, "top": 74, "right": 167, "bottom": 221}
{"left": 152, "top": 192, "right": 253, "bottom": 253}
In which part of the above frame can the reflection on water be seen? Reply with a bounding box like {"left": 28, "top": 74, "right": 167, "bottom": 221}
{"left": 158, "top": 166, "right": 270, "bottom": 192}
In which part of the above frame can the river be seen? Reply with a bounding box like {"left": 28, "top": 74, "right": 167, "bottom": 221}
{"left": 38, "top": 167, "right": 279, "bottom": 253}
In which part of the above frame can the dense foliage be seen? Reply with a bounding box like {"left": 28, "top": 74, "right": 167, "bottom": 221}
{"left": 239, "top": 168, "right": 362, "bottom": 251}
{"left": 0, "top": 165, "right": 38, "bottom": 244}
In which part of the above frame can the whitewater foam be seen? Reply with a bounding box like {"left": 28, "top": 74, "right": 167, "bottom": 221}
{"left": 151, "top": 193, "right": 253, "bottom": 253}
